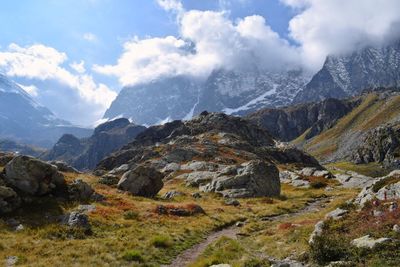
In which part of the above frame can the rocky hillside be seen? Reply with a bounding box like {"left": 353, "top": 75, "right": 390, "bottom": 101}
{"left": 42, "top": 118, "right": 146, "bottom": 170}
{"left": 104, "top": 68, "right": 308, "bottom": 125}
{"left": 296, "top": 89, "right": 400, "bottom": 164}
{"left": 247, "top": 97, "right": 359, "bottom": 141}
{"left": 95, "top": 112, "right": 320, "bottom": 198}
{"left": 294, "top": 40, "right": 400, "bottom": 103}
{"left": 0, "top": 74, "right": 92, "bottom": 147}
{"left": 0, "top": 139, "right": 45, "bottom": 157}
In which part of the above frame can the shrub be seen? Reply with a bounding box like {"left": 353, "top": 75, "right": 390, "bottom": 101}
{"left": 309, "top": 234, "right": 352, "bottom": 265}
{"left": 122, "top": 250, "right": 144, "bottom": 262}
{"left": 151, "top": 235, "right": 173, "bottom": 248}
{"left": 123, "top": 210, "right": 139, "bottom": 220}
{"left": 243, "top": 258, "right": 270, "bottom": 267}
{"left": 310, "top": 181, "right": 328, "bottom": 189}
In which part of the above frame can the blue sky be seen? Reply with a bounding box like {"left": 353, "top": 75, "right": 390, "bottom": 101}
{"left": 0, "top": 0, "right": 399, "bottom": 125}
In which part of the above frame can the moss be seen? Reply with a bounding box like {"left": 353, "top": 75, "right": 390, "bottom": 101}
{"left": 326, "top": 161, "right": 390, "bottom": 178}
{"left": 122, "top": 250, "right": 144, "bottom": 262}
{"left": 151, "top": 235, "right": 173, "bottom": 248}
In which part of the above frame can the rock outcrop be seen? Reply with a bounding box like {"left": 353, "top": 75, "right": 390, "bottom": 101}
{"left": 117, "top": 166, "right": 164, "bottom": 197}
{"left": 42, "top": 118, "right": 146, "bottom": 170}
{"left": 247, "top": 98, "right": 358, "bottom": 141}
{"left": 3, "top": 155, "right": 66, "bottom": 196}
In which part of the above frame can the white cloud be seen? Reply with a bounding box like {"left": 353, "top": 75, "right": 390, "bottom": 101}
{"left": 282, "top": 0, "right": 400, "bottom": 69}
{"left": 94, "top": 7, "right": 300, "bottom": 86}
{"left": 70, "top": 60, "right": 86, "bottom": 74}
{"left": 0, "top": 43, "right": 117, "bottom": 113}
{"left": 83, "top": 32, "right": 98, "bottom": 42}
{"left": 156, "top": 0, "right": 183, "bottom": 13}
{"left": 18, "top": 84, "right": 39, "bottom": 97}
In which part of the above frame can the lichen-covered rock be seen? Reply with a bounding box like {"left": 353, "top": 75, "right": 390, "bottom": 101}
{"left": 201, "top": 160, "right": 280, "bottom": 198}
{"left": 68, "top": 179, "right": 95, "bottom": 201}
{"left": 309, "top": 220, "right": 324, "bottom": 244}
{"left": 351, "top": 235, "right": 391, "bottom": 249}
{"left": 325, "top": 208, "right": 348, "bottom": 220}
{"left": 0, "top": 186, "right": 21, "bottom": 214}
{"left": 118, "top": 166, "right": 164, "bottom": 197}
{"left": 4, "top": 155, "right": 65, "bottom": 196}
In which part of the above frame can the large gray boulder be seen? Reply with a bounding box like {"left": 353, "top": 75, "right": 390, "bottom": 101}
{"left": 4, "top": 155, "right": 65, "bottom": 196}
{"left": 201, "top": 160, "right": 280, "bottom": 198}
{"left": 0, "top": 186, "right": 21, "bottom": 213}
{"left": 117, "top": 166, "right": 164, "bottom": 197}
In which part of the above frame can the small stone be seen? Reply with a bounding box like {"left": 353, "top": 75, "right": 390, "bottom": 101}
{"left": 393, "top": 224, "right": 400, "bottom": 233}
{"left": 191, "top": 192, "right": 202, "bottom": 199}
{"left": 224, "top": 198, "right": 240, "bottom": 206}
{"left": 373, "top": 210, "right": 383, "bottom": 217}
{"left": 163, "top": 190, "right": 185, "bottom": 199}
{"left": 309, "top": 220, "right": 324, "bottom": 244}
{"left": 235, "top": 221, "right": 245, "bottom": 227}
{"left": 77, "top": 204, "right": 96, "bottom": 213}
{"left": 6, "top": 256, "right": 18, "bottom": 267}
{"left": 15, "top": 224, "right": 24, "bottom": 231}
{"left": 351, "top": 235, "right": 391, "bottom": 249}
{"left": 325, "top": 208, "right": 348, "bottom": 220}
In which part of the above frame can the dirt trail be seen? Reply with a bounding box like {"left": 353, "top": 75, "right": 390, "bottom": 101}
{"left": 166, "top": 197, "right": 331, "bottom": 267}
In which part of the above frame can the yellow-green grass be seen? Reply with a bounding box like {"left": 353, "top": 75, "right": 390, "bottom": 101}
{"left": 191, "top": 186, "right": 358, "bottom": 266}
{"left": 0, "top": 172, "right": 343, "bottom": 266}
{"left": 326, "top": 161, "right": 390, "bottom": 178}
{"left": 299, "top": 93, "right": 400, "bottom": 160}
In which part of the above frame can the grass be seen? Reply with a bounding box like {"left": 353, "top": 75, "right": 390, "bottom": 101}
{"left": 326, "top": 161, "right": 390, "bottom": 178}
{"left": 0, "top": 171, "right": 346, "bottom": 266}
{"left": 299, "top": 93, "right": 400, "bottom": 161}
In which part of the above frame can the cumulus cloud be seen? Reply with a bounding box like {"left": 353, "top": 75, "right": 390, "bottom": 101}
{"left": 0, "top": 43, "right": 116, "bottom": 111}
{"left": 282, "top": 0, "right": 400, "bottom": 68}
{"left": 94, "top": 7, "right": 299, "bottom": 86}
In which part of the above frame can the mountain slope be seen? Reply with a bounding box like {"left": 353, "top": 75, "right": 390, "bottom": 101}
{"left": 42, "top": 118, "right": 146, "bottom": 170}
{"left": 104, "top": 68, "right": 309, "bottom": 126}
{"left": 295, "top": 41, "right": 400, "bottom": 103}
{"left": 0, "top": 74, "right": 92, "bottom": 147}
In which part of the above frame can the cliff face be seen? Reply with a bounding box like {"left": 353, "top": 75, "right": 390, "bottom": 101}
{"left": 42, "top": 118, "right": 146, "bottom": 170}
{"left": 246, "top": 98, "right": 358, "bottom": 141}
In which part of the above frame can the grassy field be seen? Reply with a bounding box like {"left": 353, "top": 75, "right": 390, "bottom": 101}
{"left": 0, "top": 170, "right": 358, "bottom": 267}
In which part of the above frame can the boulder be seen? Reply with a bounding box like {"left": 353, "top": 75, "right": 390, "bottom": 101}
{"left": 0, "top": 186, "right": 21, "bottom": 214}
{"left": 162, "top": 163, "right": 181, "bottom": 173}
{"left": 48, "top": 161, "right": 80, "bottom": 173}
{"left": 351, "top": 235, "right": 391, "bottom": 249}
{"left": 163, "top": 190, "right": 185, "bottom": 199}
{"left": 4, "top": 155, "right": 65, "bottom": 196}
{"left": 63, "top": 211, "right": 91, "bottom": 230}
{"left": 118, "top": 166, "right": 164, "bottom": 197}
{"left": 68, "top": 179, "right": 95, "bottom": 201}
{"left": 181, "top": 161, "right": 219, "bottom": 172}
{"left": 185, "top": 171, "right": 217, "bottom": 187}
{"left": 325, "top": 208, "right": 348, "bottom": 220}
{"left": 309, "top": 220, "right": 324, "bottom": 244}
{"left": 108, "top": 164, "right": 130, "bottom": 175}
{"left": 201, "top": 160, "right": 280, "bottom": 198}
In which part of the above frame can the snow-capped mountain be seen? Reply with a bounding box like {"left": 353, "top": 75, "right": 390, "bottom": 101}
{"left": 294, "top": 40, "right": 400, "bottom": 103}
{"left": 0, "top": 74, "right": 92, "bottom": 147}
{"left": 104, "top": 68, "right": 309, "bottom": 125}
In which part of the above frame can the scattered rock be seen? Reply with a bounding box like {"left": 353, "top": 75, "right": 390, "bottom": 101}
{"left": 224, "top": 198, "right": 240, "bottom": 206}
{"left": 63, "top": 211, "right": 91, "bottom": 230}
{"left": 6, "top": 256, "right": 18, "bottom": 267}
{"left": 4, "top": 155, "right": 65, "bottom": 196}
{"left": 0, "top": 186, "right": 21, "bottom": 214}
{"left": 185, "top": 171, "right": 217, "bottom": 187}
{"left": 108, "top": 164, "right": 130, "bottom": 175}
{"left": 325, "top": 208, "right": 348, "bottom": 220}
{"left": 49, "top": 160, "right": 81, "bottom": 173}
{"left": 68, "top": 179, "right": 95, "bottom": 201}
{"left": 309, "top": 220, "right": 324, "bottom": 244}
{"left": 99, "top": 174, "right": 120, "bottom": 186}
{"left": 163, "top": 190, "right": 185, "bottom": 199}
{"left": 162, "top": 163, "right": 181, "bottom": 173}
{"left": 118, "top": 166, "right": 164, "bottom": 197}
{"left": 155, "top": 204, "right": 205, "bottom": 216}
{"left": 181, "top": 161, "right": 219, "bottom": 172}
{"left": 201, "top": 160, "right": 280, "bottom": 198}
{"left": 235, "top": 221, "right": 245, "bottom": 227}
{"left": 351, "top": 235, "right": 391, "bottom": 249}
{"left": 291, "top": 179, "right": 310, "bottom": 188}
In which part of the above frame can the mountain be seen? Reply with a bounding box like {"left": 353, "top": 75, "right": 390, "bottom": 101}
{"left": 247, "top": 97, "right": 359, "bottom": 141}
{"left": 294, "top": 41, "right": 400, "bottom": 103}
{"left": 42, "top": 118, "right": 146, "bottom": 170}
{"left": 104, "top": 68, "right": 309, "bottom": 126}
{"left": 0, "top": 138, "right": 45, "bottom": 157}
{"left": 0, "top": 74, "right": 92, "bottom": 147}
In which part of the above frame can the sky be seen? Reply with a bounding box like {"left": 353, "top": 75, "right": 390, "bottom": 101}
{"left": 0, "top": 0, "right": 400, "bottom": 126}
